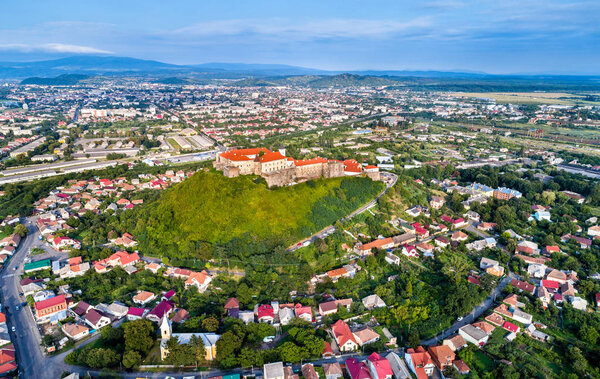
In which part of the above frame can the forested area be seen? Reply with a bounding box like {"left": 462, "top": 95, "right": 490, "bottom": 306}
{"left": 129, "top": 170, "right": 384, "bottom": 261}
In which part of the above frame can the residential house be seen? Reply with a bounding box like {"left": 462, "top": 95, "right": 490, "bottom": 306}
{"left": 443, "top": 334, "right": 467, "bottom": 352}
{"left": 184, "top": 270, "right": 212, "bottom": 293}
{"left": 459, "top": 324, "right": 489, "bottom": 346}
{"left": 354, "top": 327, "right": 380, "bottom": 346}
{"left": 301, "top": 364, "right": 319, "bottom": 379}
{"left": 322, "top": 362, "right": 344, "bottom": 379}
{"left": 61, "top": 323, "right": 90, "bottom": 341}
{"left": 451, "top": 231, "right": 468, "bottom": 242}
{"left": 480, "top": 257, "right": 504, "bottom": 277}
{"left": 363, "top": 294, "right": 387, "bottom": 310}
{"left": 429, "top": 196, "right": 445, "bottom": 210}
{"left": 570, "top": 297, "right": 588, "bottom": 311}
{"left": 386, "top": 352, "right": 411, "bottom": 379}
{"left": 319, "top": 299, "right": 353, "bottom": 316}
{"left": 453, "top": 360, "right": 471, "bottom": 375}
{"left": 428, "top": 345, "right": 455, "bottom": 371}
{"left": 401, "top": 245, "right": 418, "bottom": 258}
{"left": 264, "top": 362, "right": 285, "bottom": 379}
{"left": 146, "top": 300, "right": 174, "bottom": 323}
{"left": 345, "top": 358, "right": 372, "bottom": 379}
{"left": 511, "top": 279, "right": 535, "bottom": 294}
{"left": 367, "top": 352, "right": 393, "bottom": 379}
{"left": 133, "top": 291, "right": 156, "bottom": 306}
{"left": 127, "top": 307, "right": 146, "bottom": 321}
{"left": 331, "top": 319, "right": 358, "bottom": 352}
{"left": 34, "top": 295, "right": 67, "bottom": 323}
{"left": 171, "top": 309, "right": 190, "bottom": 323}
{"left": 357, "top": 237, "right": 395, "bottom": 255}
{"left": 404, "top": 346, "right": 435, "bottom": 379}
{"left": 84, "top": 309, "right": 111, "bottom": 330}
{"left": 279, "top": 307, "right": 295, "bottom": 326}
{"left": 527, "top": 263, "right": 547, "bottom": 279}
{"left": 473, "top": 321, "right": 495, "bottom": 335}
{"left": 294, "top": 304, "right": 312, "bottom": 322}
{"left": 257, "top": 304, "right": 275, "bottom": 324}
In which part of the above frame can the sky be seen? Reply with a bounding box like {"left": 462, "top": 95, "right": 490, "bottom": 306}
{"left": 0, "top": 0, "right": 599, "bottom": 74}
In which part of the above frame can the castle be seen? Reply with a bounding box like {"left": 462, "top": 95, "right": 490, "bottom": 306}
{"left": 213, "top": 147, "right": 380, "bottom": 187}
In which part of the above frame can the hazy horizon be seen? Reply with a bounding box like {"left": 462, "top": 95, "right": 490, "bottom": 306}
{"left": 1, "top": 0, "right": 599, "bottom": 75}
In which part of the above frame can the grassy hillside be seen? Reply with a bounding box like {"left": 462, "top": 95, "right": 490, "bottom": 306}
{"left": 134, "top": 169, "right": 384, "bottom": 258}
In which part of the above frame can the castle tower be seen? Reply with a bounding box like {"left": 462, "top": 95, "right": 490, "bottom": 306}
{"left": 160, "top": 314, "right": 172, "bottom": 340}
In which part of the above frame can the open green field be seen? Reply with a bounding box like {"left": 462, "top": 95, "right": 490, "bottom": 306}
{"left": 452, "top": 92, "right": 600, "bottom": 105}
{"left": 134, "top": 169, "right": 384, "bottom": 257}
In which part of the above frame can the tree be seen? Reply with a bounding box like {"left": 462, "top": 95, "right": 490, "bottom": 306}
{"left": 122, "top": 350, "right": 142, "bottom": 369}
{"left": 14, "top": 223, "right": 28, "bottom": 237}
{"left": 541, "top": 191, "right": 556, "bottom": 205}
{"left": 236, "top": 283, "right": 252, "bottom": 306}
{"left": 202, "top": 316, "right": 219, "bottom": 332}
{"left": 579, "top": 324, "right": 599, "bottom": 345}
{"left": 408, "top": 329, "right": 420, "bottom": 349}
{"left": 216, "top": 331, "right": 242, "bottom": 361}
{"left": 123, "top": 319, "right": 155, "bottom": 355}
{"left": 85, "top": 348, "right": 120, "bottom": 368}
{"left": 278, "top": 342, "right": 308, "bottom": 363}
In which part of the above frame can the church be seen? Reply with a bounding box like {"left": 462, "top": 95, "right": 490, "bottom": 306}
{"left": 159, "top": 314, "right": 220, "bottom": 361}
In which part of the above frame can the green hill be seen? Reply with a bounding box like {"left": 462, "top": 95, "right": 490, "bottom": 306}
{"left": 133, "top": 170, "right": 384, "bottom": 259}
{"left": 21, "top": 74, "right": 90, "bottom": 85}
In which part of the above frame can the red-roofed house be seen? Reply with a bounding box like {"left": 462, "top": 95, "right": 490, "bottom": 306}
{"left": 541, "top": 280, "right": 560, "bottom": 292}
{"left": 503, "top": 321, "right": 520, "bottom": 333}
{"left": 332, "top": 319, "right": 358, "bottom": 352}
{"left": 257, "top": 304, "right": 275, "bottom": 324}
{"left": 34, "top": 295, "right": 67, "bottom": 322}
{"left": 405, "top": 346, "right": 435, "bottom": 379}
{"left": 294, "top": 303, "right": 312, "bottom": 322}
{"left": 52, "top": 236, "right": 81, "bottom": 250}
{"left": 345, "top": 358, "right": 371, "bottom": 379}
{"left": 366, "top": 352, "right": 393, "bottom": 379}
{"left": 428, "top": 345, "right": 455, "bottom": 371}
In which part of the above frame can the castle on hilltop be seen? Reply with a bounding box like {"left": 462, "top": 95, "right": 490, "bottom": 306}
{"left": 213, "top": 147, "right": 380, "bottom": 187}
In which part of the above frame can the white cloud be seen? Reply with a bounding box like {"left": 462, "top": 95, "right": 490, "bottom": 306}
{"left": 0, "top": 43, "right": 112, "bottom": 54}
{"left": 169, "top": 17, "right": 433, "bottom": 40}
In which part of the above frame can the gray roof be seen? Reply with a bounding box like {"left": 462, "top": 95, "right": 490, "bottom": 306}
{"left": 264, "top": 362, "right": 285, "bottom": 379}
{"left": 460, "top": 324, "right": 488, "bottom": 341}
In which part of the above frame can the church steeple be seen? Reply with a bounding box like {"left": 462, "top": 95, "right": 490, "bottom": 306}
{"left": 160, "top": 313, "right": 172, "bottom": 339}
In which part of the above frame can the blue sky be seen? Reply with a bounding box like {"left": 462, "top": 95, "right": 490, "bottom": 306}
{"left": 0, "top": 0, "right": 599, "bottom": 74}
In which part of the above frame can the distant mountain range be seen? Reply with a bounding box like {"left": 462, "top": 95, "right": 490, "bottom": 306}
{"left": 1, "top": 55, "right": 599, "bottom": 91}
{"left": 0, "top": 55, "right": 519, "bottom": 79}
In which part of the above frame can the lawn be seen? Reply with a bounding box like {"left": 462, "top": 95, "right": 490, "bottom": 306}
{"left": 142, "top": 341, "right": 162, "bottom": 365}
{"left": 472, "top": 350, "right": 496, "bottom": 371}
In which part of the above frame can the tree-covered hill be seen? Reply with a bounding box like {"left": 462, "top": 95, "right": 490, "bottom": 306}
{"left": 133, "top": 169, "right": 384, "bottom": 259}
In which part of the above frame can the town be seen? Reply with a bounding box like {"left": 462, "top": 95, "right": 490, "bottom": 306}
{"left": 0, "top": 73, "right": 599, "bottom": 379}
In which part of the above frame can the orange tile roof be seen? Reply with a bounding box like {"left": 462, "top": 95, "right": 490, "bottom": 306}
{"left": 327, "top": 267, "right": 348, "bottom": 278}
{"left": 294, "top": 157, "right": 328, "bottom": 166}
{"left": 258, "top": 151, "right": 287, "bottom": 162}
{"left": 220, "top": 148, "right": 270, "bottom": 161}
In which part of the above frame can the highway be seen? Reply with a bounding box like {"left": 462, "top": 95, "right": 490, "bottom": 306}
{"left": 287, "top": 172, "right": 398, "bottom": 252}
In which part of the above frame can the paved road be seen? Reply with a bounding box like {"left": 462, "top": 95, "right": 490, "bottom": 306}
{"left": 0, "top": 219, "right": 49, "bottom": 379}
{"left": 420, "top": 272, "right": 516, "bottom": 346}
{"left": 288, "top": 172, "right": 398, "bottom": 252}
